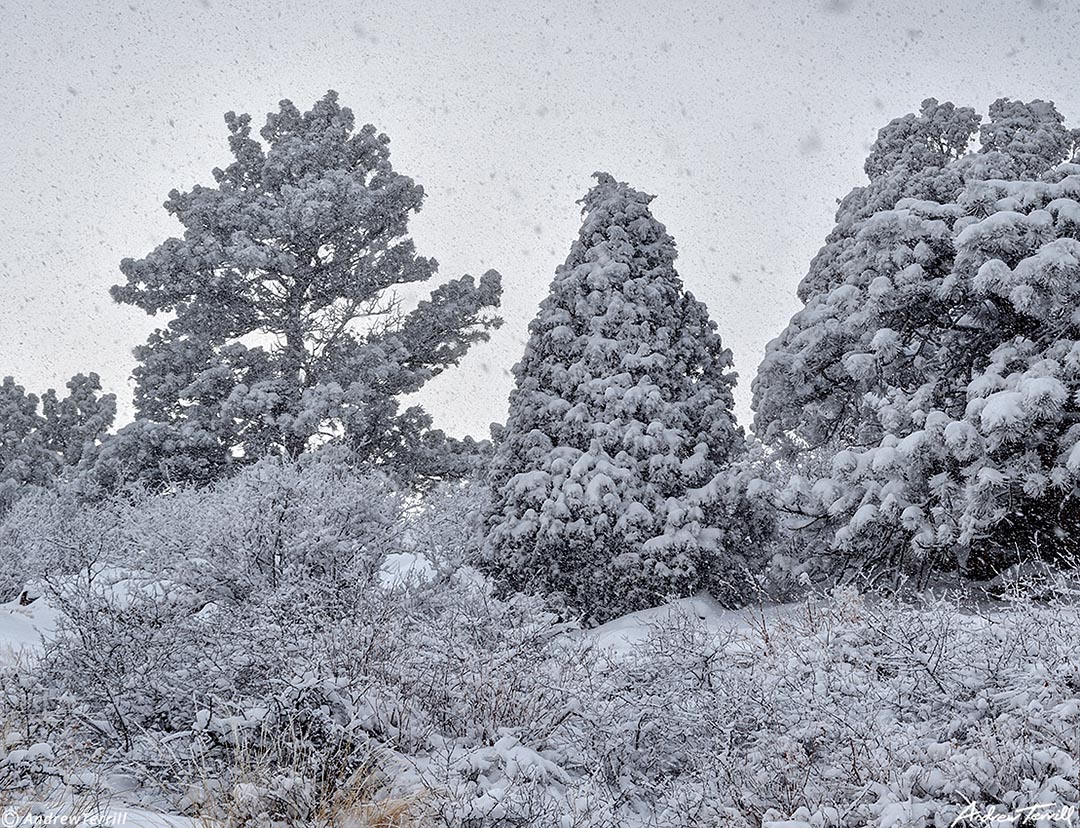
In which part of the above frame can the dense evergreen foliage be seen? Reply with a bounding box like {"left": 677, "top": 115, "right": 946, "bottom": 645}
{"left": 754, "top": 98, "right": 1080, "bottom": 582}
{"left": 484, "top": 174, "right": 762, "bottom": 620}
{"left": 106, "top": 92, "right": 502, "bottom": 486}
{"left": 0, "top": 373, "right": 114, "bottom": 507}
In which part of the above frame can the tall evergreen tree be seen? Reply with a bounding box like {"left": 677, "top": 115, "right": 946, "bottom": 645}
{"left": 752, "top": 98, "right": 1080, "bottom": 582}
{"left": 484, "top": 174, "right": 759, "bottom": 621}
{"left": 752, "top": 99, "right": 982, "bottom": 456}
{"left": 109, "top": 91, "right": 501, "bottom": 485}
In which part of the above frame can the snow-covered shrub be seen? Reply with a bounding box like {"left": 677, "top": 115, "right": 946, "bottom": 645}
{"left": 42, "top": 574, "right": 220, "bottom": 749}
{"left": 0, "top": 486, "right": 132, "bottom": 603}
{"left": 579, "top": 608, "right": 753, "bottom": 808}
{"left": 342, "top": 584, "right": 596, "bottom": 825}
{"left": 164, "top": 579, "right": 592, "bottom": 826}
{"left": 2, "top": 448, "right": 403, "bottom": 605}
{"left": 197, "top": 450, "right": 403, "bottom": 593}
{"left": 570, "top": 589, "right": 1080, "bottom": 827}
{"left": 20, "top": 482, "right": 594, "bottom": 825}
{"left": 402, "top": 478, "right": 490, "bottom": 576}
{"left": 3, "top": 450, "right": 402, "bottom": 758}
{"left": 9, "top": 540, "right": 1080, "bottom": 827}
{"left": 0, "top": 502, "right": 32, "bottom": 602}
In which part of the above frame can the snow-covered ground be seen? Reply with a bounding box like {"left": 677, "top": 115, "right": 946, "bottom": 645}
{"left": 585, "top": 592, "right": 803, "bottom": 656}
{"left": 4, "top": 579, "right": 1080, "bottom": 828}
{"left": 0, "top": 593, "right": 58, "bottom": 668}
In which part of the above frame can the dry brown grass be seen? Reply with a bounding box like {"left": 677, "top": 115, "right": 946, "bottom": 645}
{"left": 319, "top": 776, "right": 430, "bottom": 828}
{"left": 166, "top": 715, "right": 433, "bottom": 828}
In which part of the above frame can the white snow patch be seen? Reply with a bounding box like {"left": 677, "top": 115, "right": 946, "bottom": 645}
{"left": 584, "top": 594, "right": 799, "bottom": 656}
{"left": 0, "top": 594, "right": 60, "bottom": 667}
{"left": 378, "top": 552, "right": 437, "bottom": 588}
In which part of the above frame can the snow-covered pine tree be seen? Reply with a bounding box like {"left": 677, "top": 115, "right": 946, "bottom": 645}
{"left": 0, "top": 377, "right": 51, "bottom": 504}
{"left": 41, "top": 372, "right": 117, "bottom": 466}
{"left": 108, "top": 91, "right": 502, "bottom": 486}
{"left": 753, "top": 98, "right": 1080, "bottom": 582}
{"left": 0, "top": 373, "right": 115, "bottom": 508}
{"left": 484, "top": 173, "right": 760, "bottom": 621}
{"left": 752, "top": 99, "right": 981, "bottom": 456}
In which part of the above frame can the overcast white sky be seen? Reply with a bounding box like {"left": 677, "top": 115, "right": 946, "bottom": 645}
{"left": 2, "top": 0, "right": 1078, "bottom": 438}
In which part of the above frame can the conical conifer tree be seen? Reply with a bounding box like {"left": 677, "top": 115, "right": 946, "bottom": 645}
{"left": 484, "top": 174, "right": 755, "bottom": 620}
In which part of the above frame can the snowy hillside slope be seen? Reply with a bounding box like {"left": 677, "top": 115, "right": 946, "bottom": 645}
{"left": 4, "top": 579, "right": 1079, "bottom": 828}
